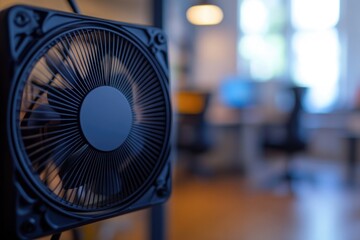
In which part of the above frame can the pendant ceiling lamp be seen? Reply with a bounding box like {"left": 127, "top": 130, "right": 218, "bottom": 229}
{"left": 186, "top": 1, "right": 224, "bottom": 25}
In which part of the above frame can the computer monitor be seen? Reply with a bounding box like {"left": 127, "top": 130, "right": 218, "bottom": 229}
{"left": 219, "top": 76, "right": 256, "bottom": 109}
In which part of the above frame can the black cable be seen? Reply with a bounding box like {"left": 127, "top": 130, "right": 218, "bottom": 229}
{"left": 51, "top": 232, "right": 62, "bottom": 240}
{"left": 67, "top": 0, "right": 81, "bottom": 14}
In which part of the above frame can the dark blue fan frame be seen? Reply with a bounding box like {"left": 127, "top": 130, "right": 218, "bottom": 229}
{"left": 0, "top": 5, "right": 172, "bottom": 239}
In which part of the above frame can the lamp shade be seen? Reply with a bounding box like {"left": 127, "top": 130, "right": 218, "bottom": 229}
{"left": 186, "top": 3, "right": 223, "bottom": 25}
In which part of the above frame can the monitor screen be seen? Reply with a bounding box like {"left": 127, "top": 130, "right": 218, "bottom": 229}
{"left": 219, "top": 76, "right": 256, "bottom": 108}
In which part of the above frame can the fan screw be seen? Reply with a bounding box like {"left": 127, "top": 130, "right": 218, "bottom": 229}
{"left": 35, "top": 28, "right": 43, "bottom": 36}
{"left": 21, "top": 217, "right": 36, "bottom": 233}
{"left": 156, "top": 181, "right": 169, "bottom": 197}
{"left": 151, "top": 46, "right": 157, "bottom": 54}
{"left": 35, "top": 203, "right": 46, "bottom": 213}
{"left": 14, "top": 11, "right": 30, "bottom": 27}
{"left": 155, "top": 33, "right": 166, "bottom": 45}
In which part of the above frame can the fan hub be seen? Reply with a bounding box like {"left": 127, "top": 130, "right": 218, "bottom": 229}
{"left": 80, "top": 86, "right": 132, "bottom": 151}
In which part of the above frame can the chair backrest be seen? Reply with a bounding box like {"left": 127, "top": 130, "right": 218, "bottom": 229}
{"left": 285, "top": 86, "right": 307, "bottom": 150}
{"left": 175, "top": 90, "right": 212, "bottom": 153}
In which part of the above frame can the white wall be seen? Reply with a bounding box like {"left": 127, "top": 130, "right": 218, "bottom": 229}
{"left": 184, "top": 1, "right": 240, "bottom": 125}
{"left": 342, "top": 0, "right": 360, "bottom": 108}
{"left": 192, "top": 1, "right": 238, "bottom": 90}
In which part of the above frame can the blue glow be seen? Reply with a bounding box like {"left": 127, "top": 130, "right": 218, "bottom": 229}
{"left": 220, "top": 77, "right": 255, "bottom": 108}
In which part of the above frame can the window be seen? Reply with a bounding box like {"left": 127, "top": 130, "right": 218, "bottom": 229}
{"left": 238, "top": 0, "right": 341, "bottom": 112}
{"left": 291, "top": 0, "right": 340, "bottom": 112}
{"left": 238, "top": 0, "right": 286, "bottom": 81}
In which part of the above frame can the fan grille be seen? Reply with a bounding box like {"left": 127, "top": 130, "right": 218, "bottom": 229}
{"left": 16, "top": 27, "right": 170, "bottom": 211}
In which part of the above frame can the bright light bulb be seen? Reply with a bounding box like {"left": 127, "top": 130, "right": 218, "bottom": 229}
{"left": 186, "top": 4, "right": 224, "bottom": 25}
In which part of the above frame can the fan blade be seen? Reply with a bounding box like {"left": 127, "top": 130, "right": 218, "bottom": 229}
{"left": 47, "top": 86, "right": 77, "bottom": 115}
{"left": 44, "top": 44, "right": 80, "bottom": 86}
{"left": 21, "top": 105, "right": 61, "bottom": 173}
{"left": 88, "top": 167, "right": 122, "bottom": 196}
{"left": 57, "top": 152, "right": 122, "bottom": 197}
{"left": 57, "top": 149, "right": 84, "bottom": 190}
{"left": 44, "top": 45, "right": 63, "bottom": 75}
{"left": 46, "top": 59, "right": 78, "bottom": 86}
{"left": 23, "top": 104, "right": 60, "bottom": 126}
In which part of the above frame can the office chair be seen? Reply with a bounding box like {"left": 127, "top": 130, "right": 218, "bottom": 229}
{"left": 175, "top": 90, "right": 213, "bottom": 177}
{"left": 261, "top": 86, "right": 308, "bottom": 188}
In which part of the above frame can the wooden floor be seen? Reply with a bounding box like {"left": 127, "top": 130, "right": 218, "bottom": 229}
{"left": 41, "top": 159, "right": 360, "bottom": 240}
{"left": 167, "top": 175, "right": 360, "bottom": 240}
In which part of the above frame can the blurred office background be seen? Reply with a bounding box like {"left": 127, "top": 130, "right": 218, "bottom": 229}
{"left": 3, "top": 0, "right": 360, "bottom": 239}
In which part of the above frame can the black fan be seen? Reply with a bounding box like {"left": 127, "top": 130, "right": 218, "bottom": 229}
{"left": 0, "top": 4, "right": 171, "bottom": 239}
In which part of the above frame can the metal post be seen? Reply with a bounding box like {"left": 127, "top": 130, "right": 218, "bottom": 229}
{"left": 150, "top": 1, "right": 167, "bottom": 240}
{"left": 152, "top": 0, "right": 164, "bottom": 29}
{"left": 149, "top": 204, "right": 167, "bottom": 240}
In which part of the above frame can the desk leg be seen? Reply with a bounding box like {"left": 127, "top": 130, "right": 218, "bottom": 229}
{"left": 347, "top": 137, "right": 357, "bottom": 187}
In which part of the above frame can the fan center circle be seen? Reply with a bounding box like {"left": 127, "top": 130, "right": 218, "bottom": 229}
{"left": 80, "top": 86, "right": 132, "bottom": 151}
